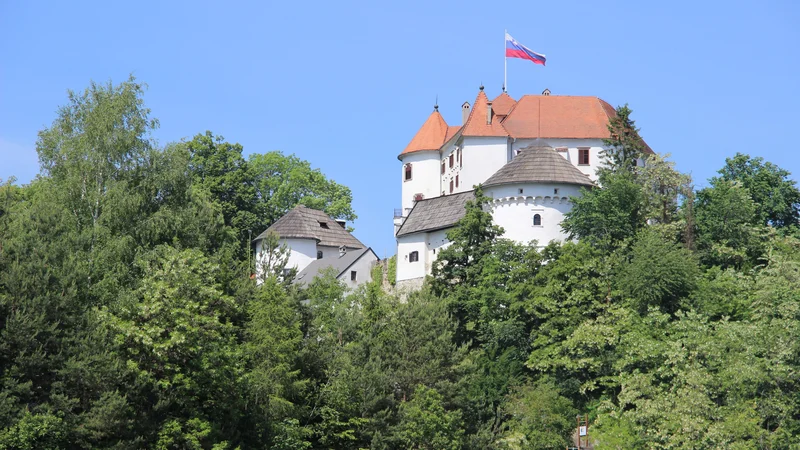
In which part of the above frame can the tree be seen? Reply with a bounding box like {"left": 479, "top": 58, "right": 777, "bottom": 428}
{"left": 391, "top": 385, "right": 464, "bottom": 450}
{"left": 499, "top": 379, "right": 576, "bottom": 449}
{"left": 715, "top": 153, "right": 800, "bottom": 228}
{"left": 601, "top": 104, "right": 648, "bottom": 175}
{"left": 561, "top": 172, "right": 645, "bottom": 248}
{"left": 617, "top": 229, "right": 699, "bottom": 314}
{"left": 36, "top": 76, "right": 157, "bottom": 241}
{"left": 694, "top": 179, "right": 766, "bottom": 268}
{"left": 431, "top": 185, "right": 503, "bottom": 293}
{"left": 249, "top": 151, "right": 356, "bottom": 226}
{"left": 636, "top": 153, "right": 692, "bottom": 225}
{"left": 185, "top": 131, "right": 260, "bottom": 255}
{"left": 255, "top": 230, "right": 292, "bottom": 283}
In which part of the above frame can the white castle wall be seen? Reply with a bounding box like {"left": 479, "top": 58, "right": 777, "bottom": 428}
{"left": 400, "top": 151, "right": 441, "bottom": 214}
{"left": 458, "top": 137, "right": 509, "bottom": 192}
{"left": 486, "top": 183, "right": 585, "bottom": 247}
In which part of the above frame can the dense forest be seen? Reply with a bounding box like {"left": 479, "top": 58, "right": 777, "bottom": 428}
{"left": 1, "top": 77, "right": 799, "bottom": 449}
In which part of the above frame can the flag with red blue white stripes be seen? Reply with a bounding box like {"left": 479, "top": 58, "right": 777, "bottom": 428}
{"left": 505, "top": 33, "right": 546, "bottom": 66}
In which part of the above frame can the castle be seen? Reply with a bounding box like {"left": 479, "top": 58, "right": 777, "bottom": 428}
{"left": 393, "top": 87, "right": 651, "bottom": 289}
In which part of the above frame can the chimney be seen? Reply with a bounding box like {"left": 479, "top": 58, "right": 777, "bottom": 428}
{"left": 461, "top": 102, "right": 470, "bottom": 125}
{"left": 486, "top": 101, "right": 493, "bottom": 125}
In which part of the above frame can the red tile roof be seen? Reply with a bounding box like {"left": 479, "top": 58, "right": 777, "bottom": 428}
{"left": 445, "top": 125, "right": 461, "bottom": 143}
{"left": 501, "top": 95, "right": 615, "bottom": 139}
{"left": 461, "top": 90, "right": 510, "bottom": 137}
{"left": 491, "top": 92, "right": 517, "bottom": 116}
{"left": 400, "top": 110, "right": 449, "bottom": 157}
{"left": 400, "top": 90, "right": 653, "bottom": 157}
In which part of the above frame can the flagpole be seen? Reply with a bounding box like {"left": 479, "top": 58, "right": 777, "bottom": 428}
{"left": 504, "top": 29, "right": 508, "bottom": 92}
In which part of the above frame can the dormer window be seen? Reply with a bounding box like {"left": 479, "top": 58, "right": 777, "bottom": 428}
{"left": 404, "top": 164, "right": 412, "bottom": 181}
{"left": 319, "top": 221, "right": 329, "bottom": 229}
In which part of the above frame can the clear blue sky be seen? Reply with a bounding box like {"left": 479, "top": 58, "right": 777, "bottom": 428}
{"left": 2, "top": 0, "right": 799, "bottom": 257}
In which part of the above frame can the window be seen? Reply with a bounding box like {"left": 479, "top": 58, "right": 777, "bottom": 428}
{"left": 553, "top": 188, "right": 559, "bottom": 195}
{"left": 578, "top": 148, "right": 590, "bottom": 165}
{"left": 404, "top": 164, "right": 412, "bottom": 181}
{"left": 456, "top": 148, "right": 460, "bottom": 163}
{"left": 449, "top": 154, "right": 454, "bottom": 168}
{"left": 319, "top": 221, "right": 329, "bottom": 229}
{"left": 441, "top": 161, "right": 445, "bottom": 174}
{"left": 350, "top": 270, "right": 357, "bottom": 281}
{"left": 460, "top": 149, "right": 463, "bottom": 167}
{"left": 518, "top": 188, "right": 524, "bottom": 194}
{"left": 413, "top": 193, "right": 424, "bottom": 203}
{"left": 317, "top": 250, "right": 323, "bottom": 259}
{"left": 409, "top": 251, "right": 419, "bottom": 262}
{"left": 533, "top": 214, "right": 542, "bottom": 226}
{"left": 449, "top": 179, "right": 454, "bottom": 193}
{"left": 455, "top": 175, "right": 459, "bottom": 188}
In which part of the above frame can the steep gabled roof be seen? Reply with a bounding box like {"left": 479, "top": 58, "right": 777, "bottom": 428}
{"left": 254, "top": 205, "right": 364, "bottom": 248}
{"left": 396, "top": 191, "right": 475, "bottom": 237}
{"left": 399, "top": 109, "right": 449, "bottom": 157}
{"left": 483, "top": 145, "right": 594, "bottom": 188}
{"left": 445, "top": 125, "right": 462, "bottom": 143}
{"left": 461, "top": 90, "right": 510, "bottom": 138}
{"left": 492, "top": 92, "right": 517, "bottom": 117}
{"left": 294, "top": 247, "right": 378, "bottom": 286}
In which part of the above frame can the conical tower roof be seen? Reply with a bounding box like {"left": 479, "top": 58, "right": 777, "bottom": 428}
{"left": 483, "top": 145, "right": 594, "bottom": 188}
{"left": 399, "top": 110, "right": 449, "bottom": 158}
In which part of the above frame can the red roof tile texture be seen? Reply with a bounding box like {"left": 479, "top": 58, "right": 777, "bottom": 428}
{"left": 400, "top": 90, "right": 653, "bottom": 158}
{"left": 491, "top": 92, "right": 517, "bottom": 116}
{"left": 461, "top": 90, "right": 510, "bottom": 137}
{"left": 400, "top": 110, "right": 449, "bottom": 156}
{"left": 501, "top": 95, "right": 616, "bottom": 139}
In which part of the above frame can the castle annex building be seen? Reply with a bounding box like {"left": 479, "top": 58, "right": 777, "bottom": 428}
{"left": 394, "top": 87, "right": 651, "bottom": 288}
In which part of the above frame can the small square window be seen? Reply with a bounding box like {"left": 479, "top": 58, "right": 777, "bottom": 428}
{"left": 518, "top": 188, "right": 524, "bottom": 194}
{"left": 553, "top": 188, "right": 559, "bottom": 195}
{"left": 409, "top": 251, "right": 419, "bottom": 262}
{"left": 317, "top": 250, "right": 323, "bottom": 259}
{"left": 350, "top": 270, "right": 357, "bottom": 281}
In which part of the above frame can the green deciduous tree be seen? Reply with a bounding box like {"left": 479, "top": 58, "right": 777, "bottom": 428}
{"left": 249, "top": 151, "right": 356, "bottom": 226}
{"left": 716, "top": 153, "right": 800, "bottom": 228}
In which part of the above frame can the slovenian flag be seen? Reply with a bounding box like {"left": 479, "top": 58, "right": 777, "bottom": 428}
{"left": 505, "top": 33, "right": 546, "bottom": 66}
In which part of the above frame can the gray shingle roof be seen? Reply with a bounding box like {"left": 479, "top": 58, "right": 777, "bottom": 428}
{"left": 396, "top": 191, "right": 475, "bottom": 237}
{"left": 483, "top": 145, "right": 594, "bottom": 188}
{"left": 254, "top": 205, "right": 364, "bottom": 248}
{"left": 294, "top": 247, "right": 377, "bottom": 286}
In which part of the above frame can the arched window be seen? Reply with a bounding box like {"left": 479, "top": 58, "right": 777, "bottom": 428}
{"left": 409, "top": 251, "right": 419, "bottom": 262}
{"left": 404, "top": 164, "right": 412, "bottom": 181}
{"left": 533, "top": 214, "right": 542, "bottom": 226}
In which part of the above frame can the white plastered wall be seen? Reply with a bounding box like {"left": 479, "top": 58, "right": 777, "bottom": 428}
{"left": 400, "top": 151, "right": 441, "bottom": 214}
{"left": 458, "top": 136, "right": 510, "bottom": 191}
{"left": 337, "top": 251, "right": 379, "bottom": 290}
{"left": 486, "top": 183, "right": 584, "bottom": 247}
{"left": 396, "top": 233, "right": 428, "bottom": 282}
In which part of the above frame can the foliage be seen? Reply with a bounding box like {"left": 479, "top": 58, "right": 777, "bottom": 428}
{"left": 249, "top": 151, "right": 357, "bottom": 226}
{"left": 600, "top": 104, "right": 648, "bottom": 175}
{"left": 561, "top": 172, "right": 645, "bottom": 248}
{"left": 5, "top": 77, "right": 800, "bottom": 450}
{"left": 716, "top": 152, "right": 800, "bottom": 228}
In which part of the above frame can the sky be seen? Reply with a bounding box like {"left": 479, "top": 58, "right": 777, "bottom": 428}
{"left": 2, "top": 0, "right": 799, "bottom": 257}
